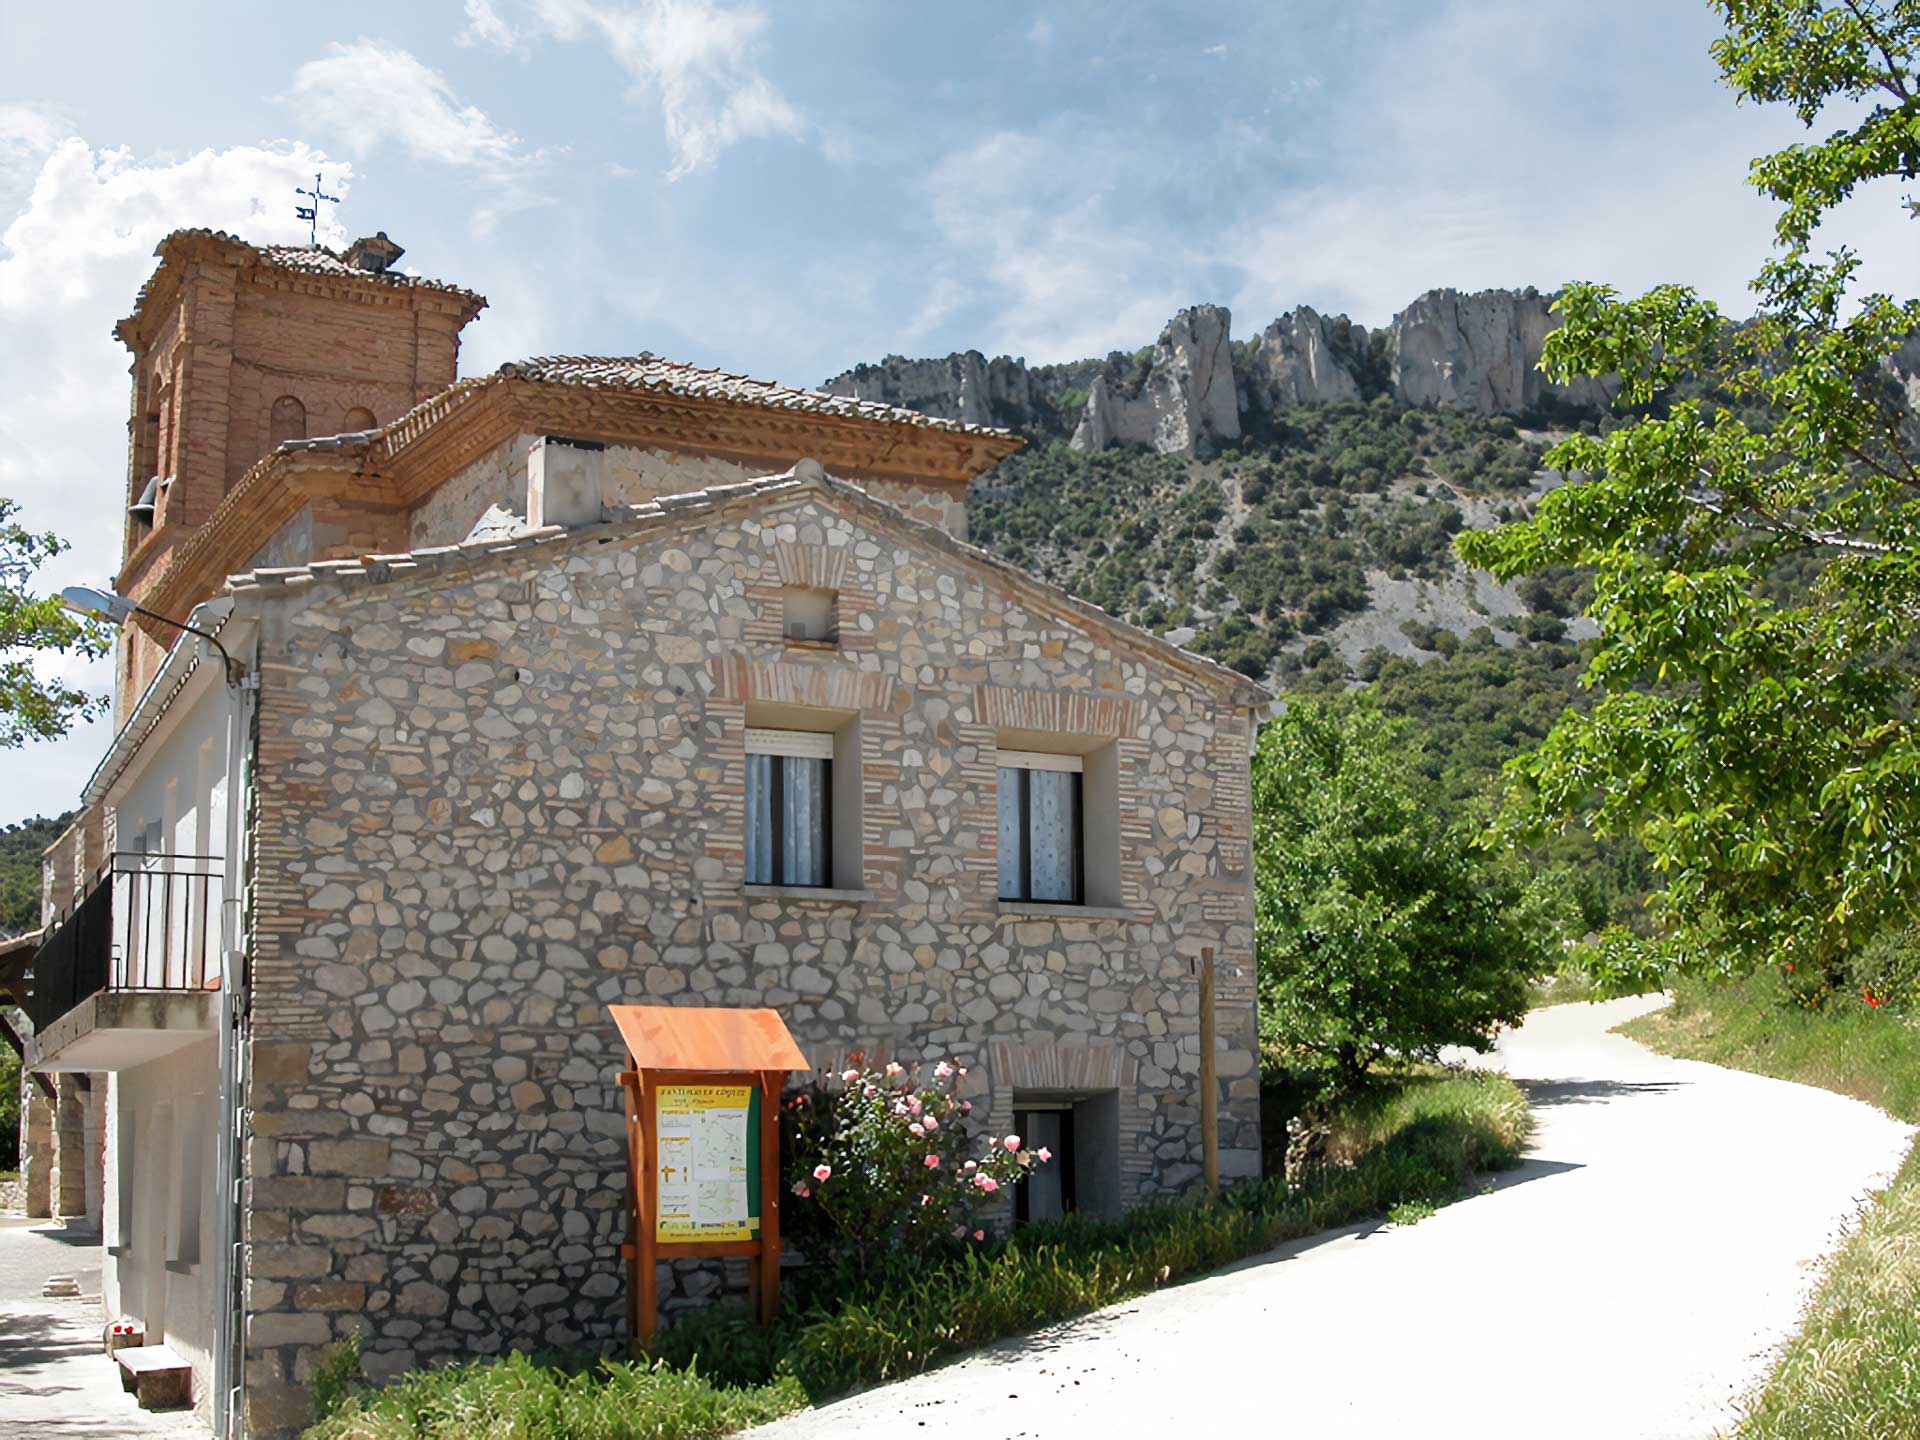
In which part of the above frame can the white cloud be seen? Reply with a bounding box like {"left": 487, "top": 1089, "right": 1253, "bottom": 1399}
{"left": 918, "top": 124, "right": 1206, "bottom": 362}
{"left": 286, "top": 42, "right": 545, "bottom": 230}
{"left": 0, "top": 138, "right": 352, "bottom": 818}
{"left": 532, "top": 0, "right": 803, "bottom": 178}
{"left": 457, "top": 0, "right": 524, "bottom": 52}
{"left": 0, "top": 101, "right": 76, "bottom": 206}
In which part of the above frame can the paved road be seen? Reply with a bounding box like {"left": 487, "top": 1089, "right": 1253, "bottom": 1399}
{"left": 0, "top": 1218, "right": 201, "bottom": 1438}
{"left": 749, "top": 996, "right": 1917, "bottom": 1440}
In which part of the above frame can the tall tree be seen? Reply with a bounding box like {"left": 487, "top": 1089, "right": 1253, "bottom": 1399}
{"left": 1458, "top": 0, "right": 1920, "bottom": 982}
{"left": 1252, "top": 701, "right": 1564, "bottom": 1082}
{"left": 0, "top": 499, "right": 109, "bottom": 747}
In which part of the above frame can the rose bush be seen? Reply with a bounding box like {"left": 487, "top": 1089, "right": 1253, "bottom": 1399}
{"left": 782, "top": 1054, "right": 1045, "bottom": 1277}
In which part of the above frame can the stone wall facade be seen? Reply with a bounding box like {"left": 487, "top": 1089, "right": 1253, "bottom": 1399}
{"left": 411, "top": 434, "right": 970, "bottom": 552}
{"left": 235, "top": 483, "right": 1259, "bottom": 1432}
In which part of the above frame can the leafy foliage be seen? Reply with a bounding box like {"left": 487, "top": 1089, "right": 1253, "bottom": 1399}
{"left": 0, "top": 1029, "right": 18, "bottom": 1172}
{"left": 1457, "top": 0, "right": 1920, "bottom": 983}
{"left": 0, "top": 812, "right": 70, "bottom": 936}
{"left": 0, "top": 499, "right": 110, "bottom": 748}
{"left": 1252, "top": 701, "right": 1567, "bottom": 1080}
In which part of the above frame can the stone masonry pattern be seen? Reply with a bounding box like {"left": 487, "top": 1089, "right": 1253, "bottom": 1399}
{"left": 237, "top": 485, "right": 1259, "bottom": 1432}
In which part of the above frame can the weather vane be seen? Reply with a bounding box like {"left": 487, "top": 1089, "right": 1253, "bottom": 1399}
{"left": 293, "top": 172, "right": 340, "bottom": 246}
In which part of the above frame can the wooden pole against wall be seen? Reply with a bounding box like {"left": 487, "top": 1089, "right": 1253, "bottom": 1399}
{"left": 1200, "top": 945, "right": 1218, "bottom": 1197}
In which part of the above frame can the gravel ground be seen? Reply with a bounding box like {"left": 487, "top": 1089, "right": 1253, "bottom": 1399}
{"left": 747, "top": 996, "right": 1916, "bottom": 1440}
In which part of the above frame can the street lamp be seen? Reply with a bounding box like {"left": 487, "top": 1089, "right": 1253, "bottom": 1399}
{"left": 59, "top": 585, "right": 244, "bottom": 685}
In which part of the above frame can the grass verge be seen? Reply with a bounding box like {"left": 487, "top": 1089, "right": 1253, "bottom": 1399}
{"left": 1622, "top": 972, "right": 1920, "bottom": 1440}
{"left": 1620, "top": 971, "right": 1920, "bottom": 1122}
{"left": 306, "top": 1068, "right": 1530, "bottom": 1440}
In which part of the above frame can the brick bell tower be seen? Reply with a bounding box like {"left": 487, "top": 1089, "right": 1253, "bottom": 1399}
{"left": 110, "top": 230, "right": 486, "bottom": 713}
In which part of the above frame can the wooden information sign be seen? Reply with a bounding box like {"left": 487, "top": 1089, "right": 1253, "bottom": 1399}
{"left": 607, "top": 1004, "right": 809, "bottom": 1347}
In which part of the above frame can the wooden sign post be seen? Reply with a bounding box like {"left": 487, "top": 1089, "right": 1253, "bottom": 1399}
{"left": 607, "top": 1005, "right": 809, "bottom": 1349}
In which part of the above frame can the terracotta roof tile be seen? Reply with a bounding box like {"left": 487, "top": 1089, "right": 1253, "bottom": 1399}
{"left": 495, "top": 356, "right": 1016, "bottom": 439}
{"left": 255, "top": 244, "right": 485, "bottom": 303}
{"left": 119, "top": 229, "right": 485, "bottom": 340}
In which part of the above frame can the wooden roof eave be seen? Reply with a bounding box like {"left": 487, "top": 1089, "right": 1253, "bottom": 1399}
{"left": 134, "top": 447, "right": 372, "bottom": 638}
{"left": 374, "top": 379, "right": 1023, "bottom": 509}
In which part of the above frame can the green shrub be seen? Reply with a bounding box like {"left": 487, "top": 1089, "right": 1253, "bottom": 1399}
{"left": 310, "top": 1335, "right": 364, "bottom": 1424}
{"left": 308, "top": 1352, "right": 808, "bottom": 1440}
{"left": 781, "top": 1057, "right": 1042, "bottom": 1280}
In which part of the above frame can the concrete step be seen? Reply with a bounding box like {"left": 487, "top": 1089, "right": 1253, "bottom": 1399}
{"left": 114, "top": 1344, "right": 193, "bottom": 1410}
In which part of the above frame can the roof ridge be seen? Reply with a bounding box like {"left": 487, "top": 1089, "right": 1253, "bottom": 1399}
{"left": 223, "top": 464, "right": 1268, "bottom": 704}
{"left": 489, "top": 355, "right": 1018, "bottom": 439}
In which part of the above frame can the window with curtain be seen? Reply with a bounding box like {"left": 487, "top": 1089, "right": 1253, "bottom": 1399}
{"left": 997, "top": 750, "right": 1083, "bottom": 904}
{"left": 745, "top": 729, "right": 833, "bottom": 887}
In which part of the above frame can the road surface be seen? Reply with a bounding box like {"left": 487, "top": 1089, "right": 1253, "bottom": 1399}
{"left": 748, "top": 995, "right": 1915, "bottom": 1440}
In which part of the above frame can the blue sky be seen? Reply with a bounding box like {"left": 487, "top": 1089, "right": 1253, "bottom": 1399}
{"left": 0, "top": 0, "right": 1911, "bottom": 824}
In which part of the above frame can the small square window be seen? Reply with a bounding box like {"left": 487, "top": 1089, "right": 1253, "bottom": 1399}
{"left": 783, "top": 587, "right": 837, "bottom": 644}
{"left": 997, "top": 751, "right": 1083, "bottom": 904}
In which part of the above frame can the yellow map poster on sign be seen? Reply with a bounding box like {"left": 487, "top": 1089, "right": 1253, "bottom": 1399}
{"left": 654, "top": 1084, "right": 758, "bottom": 1243}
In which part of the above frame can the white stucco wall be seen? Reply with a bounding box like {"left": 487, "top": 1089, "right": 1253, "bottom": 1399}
{"left": 104, "top": 1038, "right": 221, "bottom": 1415}
{"left": 112, "top": 678, "right": 229, "bottom": 989}
{"left": 408, "top": 433, "right": 767, "bottom": 549}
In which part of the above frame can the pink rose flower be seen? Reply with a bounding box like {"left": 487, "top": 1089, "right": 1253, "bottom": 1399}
{"left": 884, "top": 1061, "right": 905, "bottom": 1077}
{"left": 791, "top": 1182, "right": 810, "bottom": 1198}
{"left": 961, "top": 1101, "right": 972, "bottom": 1114}
{"left": 973, "top": 1229, "right": 985, "bottom": 1242}
{"left": 1003, "top": 1135, "right": 1021, "bottom": 1152}
{"left": 840, "top": 1068, "right": 860, "bottom": 1084}
{"left": 958, "top": 1066, "right": 968, "bottom": 1077}
{"left": 1037, "top": 1147, "right": 1052, "bottom": 1163}
{"left": 933, "top": 1061, "right": 953, "bottom": 1079}
{"left": 924, "top": 1154, "right": 940, "bottom": 1169}
{"left": 922, "top": 1115, "right": 939, "bottom": 1132}
{"left": 813, "top": 1164, "right": 832, "bottom": 1182}
{"left": 909, "top": 1122, "right": 925, "bottom": 1137}
{"left": 964, "top": 1160, "right": 978, "bottom": 1172}
{"left": 976, "top": 1175, "right": 998, "bottom": 1193}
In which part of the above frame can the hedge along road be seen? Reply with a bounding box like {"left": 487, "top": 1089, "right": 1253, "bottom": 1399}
{"left": 746, "top": 996, "right": 1915, "bottom": 1440}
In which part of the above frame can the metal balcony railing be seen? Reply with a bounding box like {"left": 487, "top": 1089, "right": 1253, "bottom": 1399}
{"left": 28, "top": 852, "right": 223, "bottom": 1033}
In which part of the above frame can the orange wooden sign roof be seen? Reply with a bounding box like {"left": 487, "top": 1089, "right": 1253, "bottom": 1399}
{"left": 608, "top": 1004, "right": 810, "bottom": 1074}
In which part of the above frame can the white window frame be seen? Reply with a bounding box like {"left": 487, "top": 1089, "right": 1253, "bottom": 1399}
{"left": 746, "top": 728, "right": 835, "bottom": 760}
{"left": 996, "top": 749, "right": 1084, "bottom": 774}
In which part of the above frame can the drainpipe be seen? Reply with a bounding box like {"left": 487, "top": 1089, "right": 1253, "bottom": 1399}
{"left": 211, "top": 633, "right": 257, "bottom": 1440}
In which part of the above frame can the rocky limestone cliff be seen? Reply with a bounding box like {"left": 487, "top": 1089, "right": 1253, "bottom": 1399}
{"left": 1389, "top": 287, "right": 1616, "bottom": 416}
{"left": 1249, "top": 306, "right": 1368, "bottom": 407}
{"left": 822, "top": 350, "right": 1041, "bottom": 430}
{"left": 1069, "top": 304, "right": 1241, "bottom": 456}
{"left": 821, "top": 287, "right": 1621, "bottom": 452}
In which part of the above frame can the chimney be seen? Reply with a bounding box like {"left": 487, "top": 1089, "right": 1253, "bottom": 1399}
{"left": 343, "top": 232, "right": 405, "bottom": 275}
{"left": 527, "top": 436, "right": 606, "bottom": 529}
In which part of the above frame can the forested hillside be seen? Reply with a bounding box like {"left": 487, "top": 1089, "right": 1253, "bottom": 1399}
{"left": 0, "top": 813, "right": 66, "bottom": 936}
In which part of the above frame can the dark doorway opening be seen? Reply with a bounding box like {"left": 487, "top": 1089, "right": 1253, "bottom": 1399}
{"left": 1013, "top": 1106, "right": 1076, "bottom": 1224}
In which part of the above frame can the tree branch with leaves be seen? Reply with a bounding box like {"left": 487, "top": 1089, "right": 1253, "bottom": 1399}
{"left": 1457, "top": 0, "right": 1920, "bottom": 986}
{"left": 0, "top": 499, "right": 111, "bottom": 748}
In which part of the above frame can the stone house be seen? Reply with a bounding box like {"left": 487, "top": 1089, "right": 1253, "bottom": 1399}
{"left": 19, "top": 230, "right": 1266, "bottom": 1438}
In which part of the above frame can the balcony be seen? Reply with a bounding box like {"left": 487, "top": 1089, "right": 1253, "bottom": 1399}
{"left": 25, "top": 853, "right": 222, "bottom": 1073}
